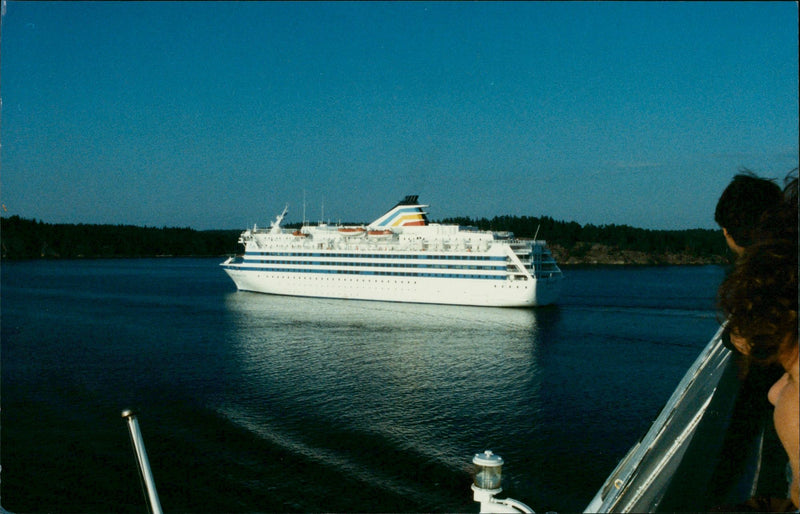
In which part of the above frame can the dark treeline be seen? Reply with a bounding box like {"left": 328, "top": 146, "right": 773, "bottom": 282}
{"left": 0, "top": 216, "right": 240, "bottom": 259}
{"left": 1, "top": 214, "right": 727, "bottom": 262}
{"left": 440, "top": 215, "right": 727, "bottom": 259}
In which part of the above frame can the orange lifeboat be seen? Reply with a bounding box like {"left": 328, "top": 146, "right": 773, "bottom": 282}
{"left": 338, "top": 227, "right": 366, "bottom": 237}
{"left": 367, "top": 229, "right": 393, "bottom": 238}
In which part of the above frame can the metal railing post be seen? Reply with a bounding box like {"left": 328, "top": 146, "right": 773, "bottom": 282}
{"left": 122, "top": 410, "right": 163, "bottom": 514}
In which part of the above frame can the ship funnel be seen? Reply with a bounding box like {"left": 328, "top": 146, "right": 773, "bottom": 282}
{"left": 368, "top": 195, "right": 429, "bottom": 228}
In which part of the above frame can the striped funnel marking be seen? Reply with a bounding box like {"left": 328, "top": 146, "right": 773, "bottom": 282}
{"left": 369, "top": 196, "right": 429, "bottom": 228}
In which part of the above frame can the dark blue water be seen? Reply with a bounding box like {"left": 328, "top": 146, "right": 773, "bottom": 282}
{"left": 1, "top": 259, "right": 726, "bottom": 513}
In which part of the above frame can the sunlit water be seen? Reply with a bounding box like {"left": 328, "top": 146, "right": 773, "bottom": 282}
{"left": 1, "top": 259, "right": 726, "bottom": 512}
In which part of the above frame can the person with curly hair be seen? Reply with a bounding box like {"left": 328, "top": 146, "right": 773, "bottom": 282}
{"left": 718, "top": 237, "right": 798, "bottom": 510}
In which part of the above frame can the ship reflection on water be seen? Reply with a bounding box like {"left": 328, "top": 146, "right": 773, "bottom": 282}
{"left": 218, "top": 292, "right": 552, "bottom": 509}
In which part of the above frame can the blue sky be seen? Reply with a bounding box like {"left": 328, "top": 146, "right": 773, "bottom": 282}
{"left": 1, "top": 2, "right": 797, "bottom": 231}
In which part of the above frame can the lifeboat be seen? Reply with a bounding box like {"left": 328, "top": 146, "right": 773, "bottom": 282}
{"left": 338, "top": 227, "right": 366, "bottom": 237}
{"left": 367, "top": 229, "right": 393, "bottom": 239}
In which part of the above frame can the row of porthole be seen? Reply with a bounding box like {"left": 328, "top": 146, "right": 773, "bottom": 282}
{"left": 255, "top": 274, "right": 417, "bottom": 285}
{"left": 231, "top": 267, "right": 506, "bottom": 280}
{"left": 247, "top": 251, "right": 501, "bottom": 262}
{"left": 249, "top": 273, "right": 530, "bottom": 290}
{"left": 247, "top": 260, "right": 503, "bottom": 271}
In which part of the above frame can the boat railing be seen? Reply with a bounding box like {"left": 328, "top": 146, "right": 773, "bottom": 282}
{"left": 473, "top": 325, "right": 789, "bottom": 513}
{"left": 122, "top": 410, "right": 163, "bottom": 514}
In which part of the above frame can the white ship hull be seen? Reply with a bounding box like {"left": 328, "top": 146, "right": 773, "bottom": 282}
{"left": 222, "top": 265, "right": 562, "bottom": 307}
{"left": 221, "top": 196, "right": 563, "bottom": 307}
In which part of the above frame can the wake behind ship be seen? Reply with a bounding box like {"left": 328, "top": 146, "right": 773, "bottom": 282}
{"left": 220, "top": 196, "right": 562, "bottom": 307}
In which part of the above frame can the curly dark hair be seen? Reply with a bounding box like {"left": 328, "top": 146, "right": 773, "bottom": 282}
{"left": 718, "top": 239, "right": 798, "bottom": 364}
{"left": 754, "top": 170, "right": 799, "bottom": 245}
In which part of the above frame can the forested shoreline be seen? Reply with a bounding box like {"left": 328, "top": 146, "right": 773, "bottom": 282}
{"left": 439, "top": 215, "right": 729, "bottom": 265}
{"left": 0, "top": 215, "right": 729, "bottom": 265}
{"left": 0, "top": 216, "right": 240, "bottom": 259}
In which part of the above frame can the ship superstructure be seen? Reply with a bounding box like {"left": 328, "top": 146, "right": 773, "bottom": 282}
{"left": 221, "top": 196, "right": 562, "bottom": 307}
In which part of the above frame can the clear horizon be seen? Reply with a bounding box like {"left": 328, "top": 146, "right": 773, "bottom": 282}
{"left": 1, "top": 2, "right": 797, "bottom": 231}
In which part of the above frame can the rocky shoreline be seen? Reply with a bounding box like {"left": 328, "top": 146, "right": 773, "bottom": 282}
{"left": 549, "top": 243, "right": 730, "bottom": 266}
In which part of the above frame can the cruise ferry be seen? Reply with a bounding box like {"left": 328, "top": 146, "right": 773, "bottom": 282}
{"left": 220, "top": 196, "right": 562, "bottom": 307}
